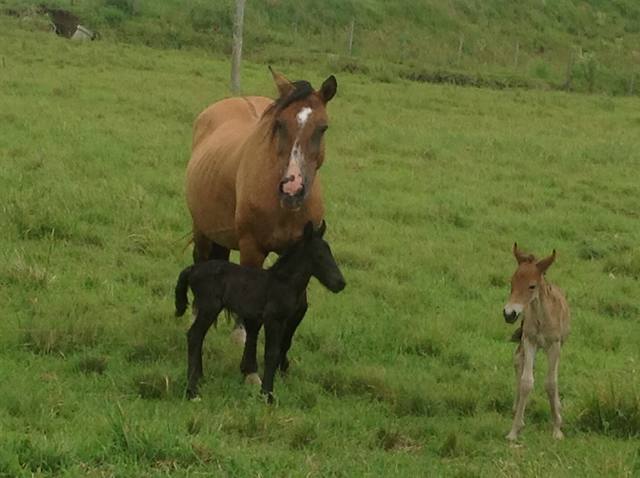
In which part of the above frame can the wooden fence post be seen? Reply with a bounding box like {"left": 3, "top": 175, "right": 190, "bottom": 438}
{"left": 347, "top": 19, "right": 355, "bottom": 56}
{"left": 457, "top": 35, "right": 464, "bottom": 65}
{"left": 563, "top": 48, "right": 574, "bottom": 92}
{"left": 230, "top": 0, "right": 245, "bottom": 95}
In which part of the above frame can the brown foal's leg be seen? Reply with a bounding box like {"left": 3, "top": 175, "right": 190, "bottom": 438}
{"left": 545, "top": 342, "right": 564, "bottom": 439}
{"left": 513, "top": 342, "right": 524, "bottom": 412}
{"left": 507, "top": 338, "right": 536, "bottom": 441}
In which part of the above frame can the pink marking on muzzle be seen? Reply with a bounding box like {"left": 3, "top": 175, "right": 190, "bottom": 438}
{"left": 281, "top": 162, "right": 304, "bottom": 196}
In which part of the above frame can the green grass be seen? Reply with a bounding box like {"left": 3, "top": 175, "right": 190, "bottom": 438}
{"left": 1, "top": 19, "right": 640, "bottom": 476}
{"left": 3, "top": 0, "right": 640, "bottom": 95}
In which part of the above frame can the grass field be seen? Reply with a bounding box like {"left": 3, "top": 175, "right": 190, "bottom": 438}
{"left": 1, "top": 18, "right": 640, "bottom": 477}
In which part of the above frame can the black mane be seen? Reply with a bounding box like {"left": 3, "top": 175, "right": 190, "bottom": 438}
{"left": 268, "top": 241, "right": 305, "bottom": 276}
{"left": 264, "top": 80, "right": 314, "bottom": 118}
{"left": 275, "top": 80, "right": 314, "bottom": 111}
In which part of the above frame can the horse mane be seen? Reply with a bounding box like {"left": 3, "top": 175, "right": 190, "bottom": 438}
{"left": 268, "top": 240, "right": 305, "bottom": 277}
{"left": 263, "top": 80, "right": 314, "bottom": 117}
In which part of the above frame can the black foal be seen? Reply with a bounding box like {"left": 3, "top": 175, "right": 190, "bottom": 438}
{"left": 175, "top": 221, "right": 345, "bottom": 402}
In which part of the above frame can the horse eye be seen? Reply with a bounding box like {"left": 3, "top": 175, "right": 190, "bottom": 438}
{"left": 529, "top": 284, "right": 536, "bottom": 290}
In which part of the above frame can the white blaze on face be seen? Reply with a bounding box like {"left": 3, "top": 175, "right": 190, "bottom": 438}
{"left": 296, "top": 107, "right": 313, "bottom": 128}
{"left": 282, "top": 107, "right": 313, "bottom": 196}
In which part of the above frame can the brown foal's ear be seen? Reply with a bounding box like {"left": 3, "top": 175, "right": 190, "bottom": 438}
{"left": 303, "top": 221, "right": 314, "bottom": 240}
{"left": 537, "top": 250, "right": 556, "bottom": 274}
{"left": 318, "top": 75, "right": 337, "bottom": 103}
{"left": 317, "top": 220, "right": 327, "bottom": 237}
{"left": 513, "top": 242, "right": 531, "bottom": 264}
{"left": 269, "top": 66, "right": 294, "bottom": 98}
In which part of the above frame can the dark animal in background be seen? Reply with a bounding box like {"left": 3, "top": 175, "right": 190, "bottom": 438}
{"left": 175, "top": 221, "right": 345, "bottom": 402}
{"left": 38, "top": 5, "right": 98, "bottom": 40}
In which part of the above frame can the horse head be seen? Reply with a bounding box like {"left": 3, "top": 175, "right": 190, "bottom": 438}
{"left": 268, "top": 67, "right": 337, "bottom": 210}
{"left": 503, "top": 243, "right": 556, "bottom": 323}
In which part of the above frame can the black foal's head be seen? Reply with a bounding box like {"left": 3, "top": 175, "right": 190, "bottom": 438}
{"left": 301, "top": 221, "right": 345, "bottom": 293}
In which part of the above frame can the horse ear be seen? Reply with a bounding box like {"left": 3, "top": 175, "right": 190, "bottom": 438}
{"left": 513, "top": 242, "right": 525, "bottom": 263}
{"left": 318, "top": 75, "right": 337, "bottom": 104}
{"left": 513, "top": 242, "right": 531, "bottom": 264}
{"left": 318, "top": 220, "right": 327, "bottom": 237}
{"left": 303, "top": 221, "right": 314, "bottom": 240}
{"left": 269, "top": 66, "right": 294, "bottom": 98}
{"left": 537, "top": 250, "right": 556, "bottom": 274}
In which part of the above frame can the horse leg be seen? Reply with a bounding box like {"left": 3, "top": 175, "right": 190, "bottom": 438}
{"left": 512, "top": 342, "right": 524, "bottom": 412}
{"left": 186, "top": 299, "right": 221, "bottom": 400}
{"left": 507, "top": 338, "right": 536, "bottom": 441}
{"left": 261, "top": 316, "right": 285, "bottom": 403}
{"left": 545, "top": 342, "right": 564, "bottom": 440}
{"left": 192, "top": 230, "right": 212, "bottom": 263}
{"left": 193, "top": 231, "right": 230, "bottom": 264}
{"left": 236, "top": 236, "right": 266, "bottom": 346}
{"left": 240, "top": 318, "right": 262, "bottom": 385}
{"left": 278, "top": 291, "right": 308, "bottom": 373}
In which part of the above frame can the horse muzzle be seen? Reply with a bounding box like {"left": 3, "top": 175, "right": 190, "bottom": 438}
{"left": 279, "top": 176, "right": 306, "bottom": 210}
{"left": 503, "top": 309, "right": 519, "bottom": 324}
{"left": 329, "top": 275, "right": 346, "bottom": 293}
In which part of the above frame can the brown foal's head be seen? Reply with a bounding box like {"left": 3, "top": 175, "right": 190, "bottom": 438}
{"left": 503, "top": 243, "right": 556, "bottom": 323}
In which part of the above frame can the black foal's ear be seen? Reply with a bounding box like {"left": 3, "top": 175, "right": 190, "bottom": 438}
{"left": 304, "top": 221, "right": 314, "bottom": 240}
{"left": 318, "top": 220, "right": 327, "bottom": 237}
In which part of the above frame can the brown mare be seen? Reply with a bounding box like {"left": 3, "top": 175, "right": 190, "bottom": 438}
{"left": 503, "top": 243, "right": 571, "bottom": 441}
{"left": 185, "top": 68, "right": 337, "bottom": 384}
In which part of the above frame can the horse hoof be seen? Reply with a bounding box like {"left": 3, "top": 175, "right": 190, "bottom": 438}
{"left": 552, "top": 429, "right": 564, "bottom": 440}
{"left": 230, "top": 327, "right": 246, "bottom": 346}
{"left": 279, "top": 358, "right": 290, "bottom": 374}
{"left": 261, "top": 391, "right": 275, "bottom": 404}
{"left": 186, "top": 389, "right": 201, "bottom": 401}
{"left": 245, "top": 373, "right": 262, "bottom": 385}
{"left": 506, "top": 431, "right": 518, "bottom": 442}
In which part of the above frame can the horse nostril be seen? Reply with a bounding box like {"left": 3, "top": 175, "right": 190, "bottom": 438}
{"left": 279, "top": 176, "right": 304, "bottom": 197}
{"left": 503, "top": 310, "right": 516, "bottom": 323}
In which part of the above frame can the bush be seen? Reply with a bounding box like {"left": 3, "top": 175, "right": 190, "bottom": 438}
{"left": 577, "top": 386, "right": 640, "bottom": 438}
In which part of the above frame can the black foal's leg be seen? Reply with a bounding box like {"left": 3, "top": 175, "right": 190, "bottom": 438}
{"left": 279, "top": 291, "right": 308, "bottom": 373}
{"left": 186, "top": 301, "right": 221, "bottom": 399}
{"left": 208, "top": 242, "right": 246, "bottom": 345}
{"left": 261, "top": 317, "right": 285, "bottom": 403}
{"left": 240, "top": 319, "right": 262, "bottom": 384}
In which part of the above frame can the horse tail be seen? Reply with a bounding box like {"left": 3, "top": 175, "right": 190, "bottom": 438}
{"left": 175, "top": 265, "right": 193, "bottom": 317}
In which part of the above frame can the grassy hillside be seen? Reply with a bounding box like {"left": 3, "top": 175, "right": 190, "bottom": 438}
{"left": 1, "top": 18, "right": 640, "bottom": 476}
{"left": 2, "top": 0, "right": 640, "bottom": 95}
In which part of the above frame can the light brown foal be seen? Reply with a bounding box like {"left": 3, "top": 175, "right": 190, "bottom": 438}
{"left": 503, "top": 243, "right": 570, "bottom": 441}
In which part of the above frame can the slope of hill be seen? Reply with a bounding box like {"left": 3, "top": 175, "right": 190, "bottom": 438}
{"left": 2, "top": 0, "right": 640, "bottom": 94}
